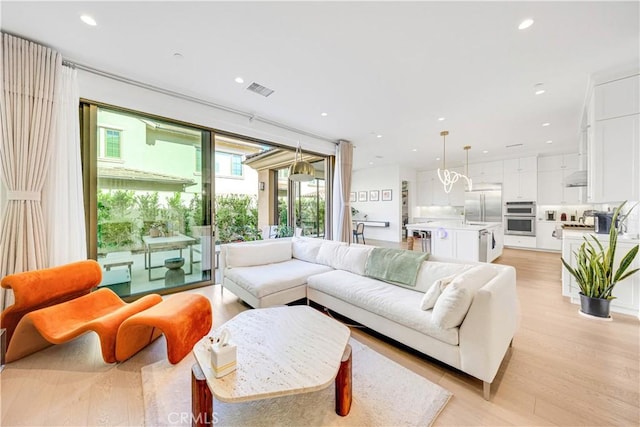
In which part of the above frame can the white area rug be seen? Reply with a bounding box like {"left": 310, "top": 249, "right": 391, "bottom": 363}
{"left": 142, "top": 338, "right": 452, "bottom": 426}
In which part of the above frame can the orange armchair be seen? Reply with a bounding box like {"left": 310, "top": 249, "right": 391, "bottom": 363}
{"left": 1, "top": 260, "right": 102, "bottom": 346}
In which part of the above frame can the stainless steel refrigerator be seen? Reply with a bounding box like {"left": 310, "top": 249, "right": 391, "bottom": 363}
{"left": 464, "top": 183, "right": 502, "bottom": 223}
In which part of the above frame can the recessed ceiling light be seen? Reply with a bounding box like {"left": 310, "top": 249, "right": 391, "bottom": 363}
{"left": 173, "top": 53, "right": 183, "bottom": 60}
{"left": 482, "top": 150, "right": 489, "bottom": 154}
{"left": 320, "top": 112, "right": 328, "bottom": 117}
{"left": 438, "top": 117, "right": 446, "bottom": 121}
{"left": 369, "top": 161, "right": 374, "bottom": 165}
{"left": 376, "top": 134, "right": 382, "bottom": 138}
{"left": 542, "top": 122, "right": 551, "bottom": 127}
{"left": 518, "top": 18, "right": 534, "bottom": 30}
{"left": 546, "top": 140, "right": 553, "bottom": 144}
{"left": 535, "top": 89, "right": 546, "bottom": 95}
{"left": 80, "top": 14, "right": 97, "bottom": 26}
{"left": 412, "top": 148, "right": 417, "bottom": 152}
{"left": 436, "top": 157, "right": 441, "bottom": 161}
{"left": 234, "top": 77, "right": 244, "bottom": 84}
{"left": 534, "top": 83, "right": 545, "bottom": 95}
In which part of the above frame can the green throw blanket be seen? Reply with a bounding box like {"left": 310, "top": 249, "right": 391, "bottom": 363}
{"left": 364, "top": 247, "right": 428, "bottom": 287}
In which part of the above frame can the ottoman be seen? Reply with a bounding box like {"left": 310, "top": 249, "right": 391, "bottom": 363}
{"left": 115, "top": 293, "right": 212, "bottom": 364}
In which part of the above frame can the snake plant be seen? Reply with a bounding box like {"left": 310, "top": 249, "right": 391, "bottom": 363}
{"left": 561, "top": 202, "right": 639, "bottom": 300}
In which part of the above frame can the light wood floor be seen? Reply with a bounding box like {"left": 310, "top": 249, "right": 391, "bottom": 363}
{"left": 1, "top": 247, "right": 639, "bottom": 426}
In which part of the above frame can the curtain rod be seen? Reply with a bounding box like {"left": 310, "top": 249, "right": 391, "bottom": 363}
{"left": 62, "top": 59, "right": 338, "bottom": 145}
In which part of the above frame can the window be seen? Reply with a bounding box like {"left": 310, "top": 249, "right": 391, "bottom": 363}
{"left": 99, "top": 127, "right": 122, "bottom": 159}
{"left": 215, "top": 151, "right": 243, "bottom": 177}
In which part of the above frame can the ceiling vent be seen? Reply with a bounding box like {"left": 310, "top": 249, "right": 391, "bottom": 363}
{"left": 247, "top": 82, "right": 274, "bottom": 97}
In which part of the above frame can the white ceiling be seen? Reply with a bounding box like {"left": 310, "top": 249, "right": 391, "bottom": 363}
{"left": 1, "top": 1, "right": 638, "bottom": 171}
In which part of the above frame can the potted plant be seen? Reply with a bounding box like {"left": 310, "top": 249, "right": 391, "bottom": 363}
{"left": 561, "top": 201, "right": 639, "bottom": 318}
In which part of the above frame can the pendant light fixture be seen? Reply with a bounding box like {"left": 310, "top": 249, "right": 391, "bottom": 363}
{"left": 436, "top": 131, "right": 472, "bottom": 193}
{"left": 289, "top": 142, "right": 315, "bottom": 182}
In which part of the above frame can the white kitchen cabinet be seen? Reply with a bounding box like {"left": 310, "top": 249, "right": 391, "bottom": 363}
{"left": 468, "top": 160, "right": 504, "bottom": 185}
{"left": 537, "top": 154, "right": 581, "bottom": 205}
{"left": 503, "top": 156, "right": 537, "bottom": 202}
{"left": 536, "top": 221, "right": 561, "bottom": 251}
{"left": 416, "top": 169, "right": 465, "bottom": 207}
{"left": 417, "top": 171, "right": 434, "bottom": 206}
{"left": 589, "top": 114, "right": 640, "bottom": 203}
{"left": 562, "top": 233, "right": 639, "bottom": 317}
{"left": 503, "top": 235, "right": 536, "bottom": 248}
{"left": 594, "top": 75, "right": 640, "bottom": 120}
{"left": 454, "top": 230, "right": 480, "bottom": 262}
{"left": 587, "top": 73, "right": 640, "bottom": 203}
{"left": 431, "top": 227, "right": 455, "bottom": 258}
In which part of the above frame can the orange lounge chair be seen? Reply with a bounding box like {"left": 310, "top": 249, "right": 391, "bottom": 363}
{"left": 1, "top": 260, "right": 103, "bottom": 347}
{"left": 6, "top": 287, "right": 162, "bottom": 363}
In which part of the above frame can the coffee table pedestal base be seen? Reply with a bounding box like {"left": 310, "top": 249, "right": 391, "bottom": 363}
{"left": 335, "top": 344, "right": 353, "bottom": 416}
{"left": 192, "top": 364, "right": 213, "bottom": 427}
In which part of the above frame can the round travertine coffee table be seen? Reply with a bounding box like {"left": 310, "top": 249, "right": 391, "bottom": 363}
{"left": 191, "top": 306, "right": 352, "bottom": 425}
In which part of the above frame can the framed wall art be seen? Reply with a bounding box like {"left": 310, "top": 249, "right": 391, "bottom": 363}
{"left": 358, "top": 191, "right": 368, "bottom": 202}
{"left": 369, "top": 190, "right": 380, "bottom": 202}
{"left": 350, "top": 192, "right": 356, "bottom": 202}
{"left": 381, "top": 189, "right": 392, "bottom": 201}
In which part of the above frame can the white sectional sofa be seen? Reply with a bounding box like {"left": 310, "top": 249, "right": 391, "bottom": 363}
{"left": 220, "top": 237, "right": 518, "bottom": 399}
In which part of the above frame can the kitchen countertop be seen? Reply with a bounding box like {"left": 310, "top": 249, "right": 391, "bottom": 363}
{"left": 406, "top": 221, "right": 502, "bottom": 232}
{"left": 562, "top": 229, "right": 640, "bottom": 243}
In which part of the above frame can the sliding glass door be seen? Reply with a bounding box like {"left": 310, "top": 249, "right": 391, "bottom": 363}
{"left": 82, "top": 104, "right": 212, "bottom": 297}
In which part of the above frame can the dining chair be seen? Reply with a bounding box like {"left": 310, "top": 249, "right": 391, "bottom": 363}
{"left": 353, "top": 222, "right": 365, "bottom": 244}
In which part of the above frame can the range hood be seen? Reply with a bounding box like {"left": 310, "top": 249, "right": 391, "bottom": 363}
{"left": 564, "top": 170, "right": 587, "bottom": 187}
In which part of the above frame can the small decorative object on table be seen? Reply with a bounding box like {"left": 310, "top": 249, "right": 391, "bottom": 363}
{"left": 210, "top": 329, "right": 236, "bottom": 378}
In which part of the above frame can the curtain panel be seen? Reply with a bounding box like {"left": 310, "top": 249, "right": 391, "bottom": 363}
{"left": 0, "top": 33, "right": 62, "bottom": 308}
{"left": 43, "top": 66, "right": 87, "bottom": 267}
{"left": 332, "top": 140, "right": 353, "bottom": 243}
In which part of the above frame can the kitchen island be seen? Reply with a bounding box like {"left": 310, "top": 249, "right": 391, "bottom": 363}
{"left": 406, "top": 221, "right": 504, "bottom": 262}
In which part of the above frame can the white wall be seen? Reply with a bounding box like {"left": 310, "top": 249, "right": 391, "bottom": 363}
{"left": 77, "top": 71, "right": 337, "bottom": 156}
{"left": 351, "top": 164, "right": 403, "bottom": 242}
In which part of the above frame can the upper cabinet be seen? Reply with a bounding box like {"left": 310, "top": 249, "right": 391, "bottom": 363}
{"left": 503, "top": 156, "right": 537, "bottom": 202}
{"left": 467, "top": 160, "right": 504, "bottom": 185}
{"left": 537, "top": 154, "right": 581, "bottom": 205}
{"left": 594, "top": 75, "right": 640, "bottom": 121}
{"left": 587, "top": 73, "right": 640, "bottom": 203}
{"left": 417, "top": 168, "right": 465, "bottom": 207}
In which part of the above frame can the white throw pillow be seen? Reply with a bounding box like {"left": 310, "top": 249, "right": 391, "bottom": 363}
{"left": 431, "top": 264, "right": 498, "bottom": 329}
{"left": 414, "top": 262, "right": 472, "bottom": 293}
{"left": 291, "top": 236, "right": 324, "bottom": 263}
{"left": 420, "top": 274, "right": 457, "bottom": 310}
{"left": 316, "top": 240, "right": 348, "bottom": 267}
{"left": 331, "top": 245, "right": 374, "bottom": 275}
{"left": 225, "top": 240, "right": 292, "bottom": 268}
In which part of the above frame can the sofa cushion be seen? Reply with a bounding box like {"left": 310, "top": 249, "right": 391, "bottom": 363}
{"left": 224, "top": 240, "right": 292, "bottom": 268}
{"left": 308, "top": 270, "right": 459, "bottom": 345}
{"left": 225, "top": 259, "right": 332, "bottom": 298}
{"left": 291, "top": 236, "right": 324, "bottom": 263}
{"left": 316, "top": 240, "right": 348, "bottom": 267}
{"left": 329, "top": 245, "right": 374, "bottom": 276}
{"left": 431, "top": 264, "right": 498, "bottom": 329}
{"left": 414, "top": 261, "right": 473, "bottom": 293}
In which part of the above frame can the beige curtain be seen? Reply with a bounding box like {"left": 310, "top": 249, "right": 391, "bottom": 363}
{"left": 332, "top": 140, "right": 353, "bottom": 243}
{"left": 43, "top": 66, "right": 87, "bottom": 267}
{"left": 0, "top": 33, "right": 62, "bottom": 308}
